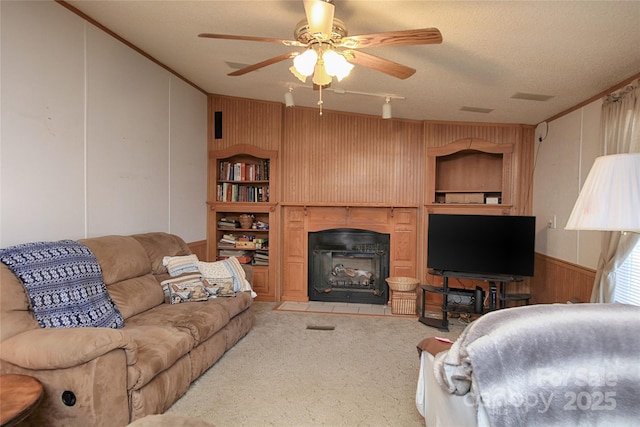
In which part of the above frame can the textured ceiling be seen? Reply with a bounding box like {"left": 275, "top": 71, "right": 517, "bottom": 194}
{"left": 64, "top": 0, "right": 640, "bottom": 124}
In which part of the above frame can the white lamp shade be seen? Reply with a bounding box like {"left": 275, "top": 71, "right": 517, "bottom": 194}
{"left": 565, "top": 153, "right": 640, "bottom": 232}
{"left": 293, "top": 49, "right": 318, "bottom": 77}
{"left": 311, "top": 60, "right": 332, "bottom": 86}
{"left": 322, "top": 50, "right": 353, "bottom": 81}
{"left": 304, "top": 0, "right": 335, "bottom": 37}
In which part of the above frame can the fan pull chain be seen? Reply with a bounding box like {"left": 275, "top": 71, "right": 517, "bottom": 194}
{"left": 318, "top": 84, "right": 324, "bottom": 115}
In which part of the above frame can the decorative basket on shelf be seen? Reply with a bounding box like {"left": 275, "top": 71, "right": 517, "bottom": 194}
{"left": 238, "top": 214, "right": 254, "bottom": 229}
{"left": 385, "top": 277, "right": 419, "bottom": 292}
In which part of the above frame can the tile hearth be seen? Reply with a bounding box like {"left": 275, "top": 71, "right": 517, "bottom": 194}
{"left": 276, "top": 301, "right": 405, "bottom": 316}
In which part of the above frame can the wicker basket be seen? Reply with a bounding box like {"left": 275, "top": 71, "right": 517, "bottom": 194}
{"left": 238, "top": 214, "right": 253, "bottom": 229}
{"left": 385, "top": 277, "right": 419, "bottom": 292}
{"left": 391, "top": 291, "right": 417, "bottom": 315}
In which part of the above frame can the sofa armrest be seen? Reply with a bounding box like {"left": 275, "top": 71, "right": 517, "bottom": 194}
{"left": 0, "top": 327, "right": 137, "bottom": 370}
{"left": 416, "top": 337, "right": 453, "bottom": 358}
{"left": 241, "top": 263, "right": 253, "bottom": 284}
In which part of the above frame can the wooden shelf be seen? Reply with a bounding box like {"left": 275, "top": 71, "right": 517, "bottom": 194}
{"left": 425, "top": 138, "right": 513, "bottom": 207}
{"left": 207, "top": 144, "right": 278, "bottom": 301}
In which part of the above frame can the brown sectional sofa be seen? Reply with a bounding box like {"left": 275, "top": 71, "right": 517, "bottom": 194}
{"left": 0, "top": 232, "right": 254, "bottom": 426}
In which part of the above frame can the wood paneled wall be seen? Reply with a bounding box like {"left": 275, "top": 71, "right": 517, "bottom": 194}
{"left": 531, "top": 253, "right": 595, "bottom": 303}
{"left": 207, "top": 94, "right": 569, "bottom": 302}
{"left": 208, "top": 95, "right": 282, "bottom": 152}
{"left": 282, "top": 106, "right": 424, "bottom": 205}
{"left": 187, "top": 239, "right": 207, "bottom": 261}
{"left": 424, "top": 121, "right": 526, "bottom": 147}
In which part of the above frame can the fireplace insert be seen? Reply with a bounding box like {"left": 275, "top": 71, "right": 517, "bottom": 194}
{"left": 308, "top": 228, "right": 390, "bottom": 304}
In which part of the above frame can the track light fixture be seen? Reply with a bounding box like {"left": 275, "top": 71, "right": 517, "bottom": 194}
{"left": 286, "top": 84, "right": 405, "bottom": 117}
{"left": 382, "top": 97, "right": 392, "bottom": 119}
{"left": 284, "top": 86, "right": 295, "bottom": 107}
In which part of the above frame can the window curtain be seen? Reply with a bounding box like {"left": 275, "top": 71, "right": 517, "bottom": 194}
{"left": 591, "top": 81, "right": 640, "bottom": 303}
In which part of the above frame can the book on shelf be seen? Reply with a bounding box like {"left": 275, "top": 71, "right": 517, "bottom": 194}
{"left": 219, "top": 217, "right": 237, "bottom": 223}
{"left": 218, "top": 241, "right": 237, "bottom": 249}
{"left": 217, "top": 183, "right": 269, "bottom": 202}
{"left": 217, "top": 218, "right": 239, "bottom": 228}
{"left": 218, "top": 248, "right": 253, "bottom": 264}
{"left": 219, "top": 249, "right": 251, "bottom": 257}
{"left": 252, "top": 249, "right": 269, "bottom": 266}
{"left": 218, "top": 159, "right": 270, "bottom": 182}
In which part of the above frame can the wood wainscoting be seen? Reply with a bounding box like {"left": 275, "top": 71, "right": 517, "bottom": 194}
{"left": 531, "top": 252, "right": 596, "bottom": 304}
{"left": 421, "top": 253, "right": 596, "bottom": 313}
{"left": 187, "top": 240, "right": 207, "bottom": 261}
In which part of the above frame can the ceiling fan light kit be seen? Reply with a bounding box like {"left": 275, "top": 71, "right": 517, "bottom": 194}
{"left": 199, "top": 0, "right": 442, "bottom": 114}
{"left": 291, "top": 49, "right": 317, "bottom": 78}
{"left": 303, "top": 0, "right": 335, "bottom": 37}
{"left": 290, "top": 45, "right": 354, "bottom": 87}
{"left": 321, "top": 49, "right": 353, "bottom": 81}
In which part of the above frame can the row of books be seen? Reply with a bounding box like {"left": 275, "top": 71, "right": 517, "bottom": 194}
{"left": 217, "top": 250, "right": 269, "bottom": 266}
{"left": 253, "top": 250, "right": 269, "bottom": 266}
{"left": 217, "top": 218, "right": 239, "bottom": 229}
{"left": 218, "top": 160, "right": 270, "bottom": 182}
{"left": 216, "top": 183, "right": 269, "bottom": 202}
{"left": 219, "top": 233, "right": 267, "bottom": 247}
{"left": 218, "top": 249, "right": 253, "bottom": 264}
{"left": 218, "top": 233, "right": 269, "bottom": 266}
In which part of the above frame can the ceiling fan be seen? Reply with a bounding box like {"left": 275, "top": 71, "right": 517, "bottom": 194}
{"left": 198, "top": 0, "right": 442, "bottom": 88}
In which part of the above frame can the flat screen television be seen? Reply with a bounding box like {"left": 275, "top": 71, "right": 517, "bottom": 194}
{"left": 427, "top": 213, "right": 536, "bottom": 277}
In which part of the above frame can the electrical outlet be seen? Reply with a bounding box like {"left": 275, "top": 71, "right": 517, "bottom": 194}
{"left": 547, "top": 214, "right": 557, "bottom": 229}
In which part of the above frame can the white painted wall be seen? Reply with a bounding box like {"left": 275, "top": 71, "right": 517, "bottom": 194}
{"left": 533, "top": 100, "right": 604, "bottom": 269}
{"left": 0, "top": 1, "right": 207, "bottom": 246}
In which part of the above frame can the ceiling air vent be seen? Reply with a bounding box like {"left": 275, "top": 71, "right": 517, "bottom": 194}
{"left": 460, "top": 106, "right": 494, "bottom": 114}
{"left": 511, "top": 92, "right": 554, "bottom": 101}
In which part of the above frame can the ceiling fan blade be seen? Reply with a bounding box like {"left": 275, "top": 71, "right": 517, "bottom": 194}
{"left": 339, "top": 28, "right": 442, "bottom": 49}
{"left": 303, "top": 0, "right": 335, "bottom": 37}
{"left": 346, "top": 50, "right": 416, "bottom": 80}
{"left": 228, "top": 52, "right": 298, "bottom": 76}
{"left": 198, "top": 33, "right": 305, "bottom": 47}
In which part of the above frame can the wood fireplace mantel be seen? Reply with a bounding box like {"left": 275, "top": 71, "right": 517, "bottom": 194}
{"left": 281, "top": 205, "right": 418, "bottom": 301}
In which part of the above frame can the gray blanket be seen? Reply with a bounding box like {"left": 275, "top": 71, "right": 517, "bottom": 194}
{"left": 434, "top": 303, "right": 640, "bottom": 427}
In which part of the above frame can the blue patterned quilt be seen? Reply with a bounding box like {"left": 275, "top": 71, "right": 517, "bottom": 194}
{"left": 0, "top": 240, "right": 124, "bottom": 329}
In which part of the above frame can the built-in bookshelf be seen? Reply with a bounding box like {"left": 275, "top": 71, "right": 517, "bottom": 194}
{"left": 426, "top": 138, "right": 513, "bottom": 212}
{"left": 216, "top": 158, "right": 270, "bottom": 202}
{"left": 207, "top": 144, "right": 277, "bottom": 301}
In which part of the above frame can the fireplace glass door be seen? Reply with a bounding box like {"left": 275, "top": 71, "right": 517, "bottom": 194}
{"left": 308, "top": 229, "right": 390, "bottom": 304}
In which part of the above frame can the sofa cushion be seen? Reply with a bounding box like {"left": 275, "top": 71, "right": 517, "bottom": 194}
{"left": 161, "top": 274, "right": 222, "bottom": 304}
{"left": 123, "top": 324, "right": 195, "bottom": 390}
{"left": 197, "top": 257, "right": 252, "bottom": 292}
{"left": 215, "top": 291, "right": 253, "bottom": 319}
{"left": 163, "top": 255, "right": 200, "bottom": 277}
{"left": 80, "top": 236, "right": 151, "bottom": 285}
{"left": 107, "top": 273, "right": 165, "bottom": 319}
{"left": 126, "top": 301, "right": 232, "bottom": 344}
{"left": 131, "top": 232, "right": 192, "bottom": 275}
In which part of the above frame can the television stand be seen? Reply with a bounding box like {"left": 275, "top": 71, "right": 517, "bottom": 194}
{"left": 419, "top": 270, "right": 526, "bottom": 331}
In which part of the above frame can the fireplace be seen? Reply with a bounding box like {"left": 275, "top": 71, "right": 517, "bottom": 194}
{"left": 308, "top": 228, "right": 390, "bottom": 304}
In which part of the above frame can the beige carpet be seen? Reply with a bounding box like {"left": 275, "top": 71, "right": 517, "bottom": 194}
{"left": 167, "top": 302, "right": 465, "bottom": 427}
